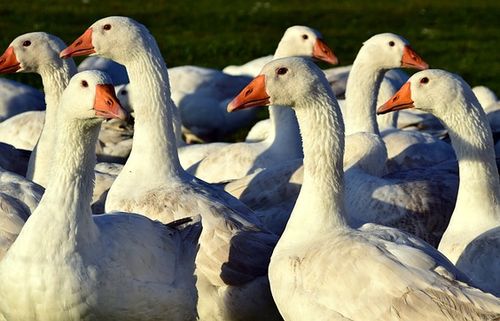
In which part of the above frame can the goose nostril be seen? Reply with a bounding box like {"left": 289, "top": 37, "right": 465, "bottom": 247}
{"left": 76, "top": 40, "right": 82, "bottom": 47}
{"left": 392, "top": 95, "right": 399, "bottom": 102}
{"left": 106, "top": 100, "right": 112, "bottom": 106}
{"left": 245, "top": 89, "right": 253, "bottom": 97}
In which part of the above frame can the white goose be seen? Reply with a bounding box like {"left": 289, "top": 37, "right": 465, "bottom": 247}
{"left": 0, "top": 33, "right": 129, "bottom": 212}
{"left": 341, "top": 33, "right": 455, "bottom": 171}
{"left": 185, "top": 25, "right": 338, "bottom": 183}
{"left": 223, "top": 34, "right": 458, "bottom": 244}
{"left": 378, "top": 69, "right": 500, "bottom": 297}
{"left": 61, "top": 16, "right": 282, "bottom": 320}
{"left": 0, "top": 32, "right": 77, "bottom": 187}
{"left": 0, "top": 70, "right": 201, "bottom": 321}
{"left": 0, "top": 32, "right": 133, "bottom": 165}
{"left": 230, "top": 57, "right": 500, "bottom": 321}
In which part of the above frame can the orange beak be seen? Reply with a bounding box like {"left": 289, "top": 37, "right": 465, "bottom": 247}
{"left": 377, "top": 82, "right": 414, "bottom": 115}
{"left": 0, "top": 47, "right": 21, "bottom": 73}
{"left": 227, "top": 75, "right": 270, "bottom": 112}
{"left": 94, "top": 84, "right": 128, "bottom": 120}
{"left": 60, "top": 28, "right": 95, "bottom": 59}
{"left": 401, "top": 45, "right": 428, "bottom": 70}
{"left": 313, "top": 39, "right": 338, "bottom": 65}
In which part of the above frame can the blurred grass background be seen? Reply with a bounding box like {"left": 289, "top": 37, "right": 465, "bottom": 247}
{"left": 0, "top": 0, "right": 499, "bottom": 94}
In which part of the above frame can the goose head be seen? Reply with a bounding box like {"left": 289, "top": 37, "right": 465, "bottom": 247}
{"left": 0, "top": 32, "right": 69, "bottom": 74}
{"left": 275, "top": 25, "right": 338, "bottom": 65}
{"left": 228, "top": 57, "right": 331, "bottom": 112}
{"left": 59, "top": 70, "right": 127, "bottom": 123}
{"left": 358, "top": 33, "right": 428, "bottom": 71}
{"left": 60, "top": 16, "right": 149, "bottom": 65}
{"left": 376, "top": 69, "right": 479, "bottom": 122}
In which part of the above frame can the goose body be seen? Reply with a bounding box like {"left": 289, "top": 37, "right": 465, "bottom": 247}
{"left": 62, "top": 17, "right": 281, "bottom": 320}
{"left": 223, "top": 55, "right": 273, "bottom": 77}
{"left": 0, "top": 167, "right": 43, "bottom": 260}
{"left": 78, "top": 55, "right": 129, "bottom": 85}
{"left": 378, "top": 69, "right": 500, "bottom": 297}
{"left": 169, "top": 65, "right": 255, "bottom": 141}
{"left": 0, "top": 78, "right": 45, "bottom": 121}
{"left": 0, "top": 110, "right": 44, "bottom": 150}
{"left": 0, "top": 71, "right": 200, "bottom": 321}
{"left": 230, "top": 57, "right": 500, "bottom": 321}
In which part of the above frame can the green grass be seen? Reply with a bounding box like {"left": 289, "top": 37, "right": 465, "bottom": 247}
{"left": 1, "top": 0, "right": 499, "bottom": 94}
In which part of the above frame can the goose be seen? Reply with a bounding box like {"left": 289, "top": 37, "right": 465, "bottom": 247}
{"left": 0, "top": 32, "right": 128, "bottom": 212}
{"left": 340, "top": 33, "right": 455, "bottom": 172}
{"left": 223, "top": 34, "right": 458, "bottom": 245}
{"left": 230, "top": 56, "right": 500, "bottom": 320}
{"left": 0, "top": 70, "right": 203, "bottom": 320}
{"left": 184, "top": 25, "right": 338, "bottom": 183}
{"left": 0, "top": 33, "right": 134, "bottom": 165}
{"left": 377, "top": 69, "right": 500, "bottom": 297}
{"left": 61, "top": 16, "right": 282, "bottom": 320}
{"left": 0, "top": 32, "right": 77, "bottom": 187}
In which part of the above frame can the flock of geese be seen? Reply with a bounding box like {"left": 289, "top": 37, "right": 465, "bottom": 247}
{"left": 0, "top": 15, "right": 498, "bottom": 321}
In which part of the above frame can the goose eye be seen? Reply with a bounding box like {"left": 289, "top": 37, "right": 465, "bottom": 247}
{"left": 103, "top": 24, "right": 112, "bottom": 31}
{"left": 23, "top": 40, "right": 31, "bottom": 47}
{"left": 276, "top": 67, "right": 288, "bottom": 75}
{"left": 121, "top": 90, "right": 127, "bottom": 95}
{"left": 302, "top": 34, "right": 308, "bottom": 40}
{"left": 420, "top": 77, "right": 429, "bottom": 84}
{"left": 389, "top": 41, "right": 395, "bottom": 47}
{"left": 81, "top": 80, "right": 89, "bottom": 88}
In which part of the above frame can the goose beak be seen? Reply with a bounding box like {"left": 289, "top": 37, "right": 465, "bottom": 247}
{"left": 0, "top": 47, "right": 21, "bottom": 73}
{"left": 313, "top": 39, "right": 339, "bottom": 65}
{"left": 94, "top": 84, "right": 128, "bottom": 120}
{"left": 227, "top": 75, "right": 270, "bottom": 112}
{"left": 60, "top": 28, "right": 95, "bottom": 59}
{"left": 401, "top": 45, "right": 429, "bottom": 70}
{"left": 377, "top": 82, "right": 414, "bottom": 114}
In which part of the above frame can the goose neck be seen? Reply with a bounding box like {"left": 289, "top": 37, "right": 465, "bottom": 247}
{"left": 27, "top": 59, "right": 77, "bottom": 186}
{"left": 344, "top": 58, "right": 385, "bottom": 136}
{"left": 123, "top": 44, "right": 184, "bottom": 178}
{"left": 445, "top": 99, "right": 500, "bottom": 227}
{"left": 15, "top": 116, "right": 99, "bottom": 253}
{"left": 282, "top": 88, "right": 348, "bottom": 243}
{"left": 39, "top": 59, "right": 77, "bottom": 118}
